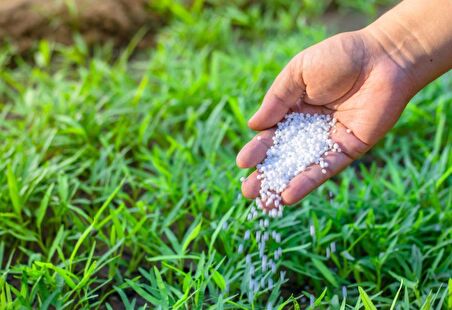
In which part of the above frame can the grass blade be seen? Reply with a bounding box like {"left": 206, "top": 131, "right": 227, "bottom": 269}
{"left": 69, "top": 180, "right": 124, "bottom": 268}
{"left": 182, "top": 218, "right": 202, "bottom": 254}
{"left": 448, "top": 279, "right": 452, "bottom": 310}
{"left": 154, "top": 267, "right": 169, "bottom": 309}
{"left": 358, "top": 287, "right": 377, "bottom": 310}
{"left": 6, "top": 163, "right": 22, "bottom": 220}
{"left": 311, "top": 258, "right": 338, "bottom": 288}
{"left": 390, "top": 280, "right": 403, "bottom": 310}
{"left": 36, "top": 183, "right": 54, "bottom": 229}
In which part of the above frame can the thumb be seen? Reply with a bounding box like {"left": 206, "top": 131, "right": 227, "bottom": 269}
{"left": 248, "top": 53, "right": 306, "bottom": 131}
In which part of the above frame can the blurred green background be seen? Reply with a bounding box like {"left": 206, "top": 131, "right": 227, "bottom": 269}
{"left": 0, "top": 0, "right": 451, "bottom": 308}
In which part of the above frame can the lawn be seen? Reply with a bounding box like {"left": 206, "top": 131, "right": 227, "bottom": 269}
{"left": 0, "top": 1, "right": 451, "bottom": 309}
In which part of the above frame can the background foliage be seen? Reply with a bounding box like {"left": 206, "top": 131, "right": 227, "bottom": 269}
{"left": 0, "top": 0, "right": 450, "bottom": 308}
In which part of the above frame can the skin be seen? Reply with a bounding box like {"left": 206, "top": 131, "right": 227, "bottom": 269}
{"left": 236, "top": 0, "right": 452, "bottom": 206}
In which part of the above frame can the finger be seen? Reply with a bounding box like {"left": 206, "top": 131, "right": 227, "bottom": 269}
{"left": 241, "top": 172, "right": 281, "bottom": 213}
{"left": 242, "top": 171, "right": 276, "bottom": 212}
{"left": 330, "top": 122, "right": 370, "bottom": 159}
{"left": 236, "top": 128, "right": 276, "bottom": 169}
{"left": 281, "top": 151, "right": 352, "bottom": 204}
{"left": 241, "top": 170, "right": 260, "bottom": 199}
{"left": 248, "top": 54, "right": 306, "bottom": 131}
{"left": 281, "top": 122, "right": 369, "bottom": 204}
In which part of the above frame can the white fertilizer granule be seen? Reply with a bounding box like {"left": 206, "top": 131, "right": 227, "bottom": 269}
{"left": 239, "top": 112, "right": 340, "bottom": 304}
{"left": 257, "top": 112, "right": 339, "bottom": 210}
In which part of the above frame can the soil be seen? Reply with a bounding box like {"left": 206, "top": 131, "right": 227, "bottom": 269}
{"left": 0, "top": 1, "right": 392, "bottom": 53}
{"left": 0, "top": 0, "right": 164, "bottom": 52}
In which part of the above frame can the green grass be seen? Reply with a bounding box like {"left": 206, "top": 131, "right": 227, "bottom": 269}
{"left": 0, "top": 1, "right": 451, "bottom": 309}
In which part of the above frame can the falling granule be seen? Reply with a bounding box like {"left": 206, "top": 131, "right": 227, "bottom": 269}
{"left": 328, "top": 191, "right": 334, "bottom": 203}
{"left": 239, "top": 112, "right": 339, "bottom": 303}
{"left": 330, "top": 242, "right": 336, "bottom": 253}
{"left": 249, "top": 279, "right": 254, "bottom": 290}
{"left": 342, "top": 286, "right": 347, "bottom": 298}
{"left": 256, "top": 231, "right": 262, "bottom": 241}
{"left": 309, "top": 224, "right": 315, "bottom": 237}
{"left": 271, "top": 261, "right": 277, "bottom": 273}
{"left": 254, "top": 282, "right": 259, "bottom": 293}
{"left": 280, "top": 271, "right": 286, "bottom": 282}
{"left": 268, "top": 278, "right": 273, "bottom": 290}
{"left": 262, "top": 255, "right": 268, "bottom": 271}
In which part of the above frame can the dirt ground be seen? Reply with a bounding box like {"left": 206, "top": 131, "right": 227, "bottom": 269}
{"left": 0, "top": 0, "right": 163, "bottom": 52}
{"left": 0, "top": 1, "right": 391, "bottom": 53}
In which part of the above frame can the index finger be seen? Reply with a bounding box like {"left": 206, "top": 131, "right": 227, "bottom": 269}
{"left": 248, "top": 54, "right": 306, "bottom": 131}
{"left": 236, "top": 128, "right": 276, "bottom": 169}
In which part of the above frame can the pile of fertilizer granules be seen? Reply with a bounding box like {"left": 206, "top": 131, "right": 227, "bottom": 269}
{"left": 238, "top": 112, "right": 341, "bottom": 303}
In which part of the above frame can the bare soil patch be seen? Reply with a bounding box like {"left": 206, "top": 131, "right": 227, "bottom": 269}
{"left": 0, "top": 0, "right": 163, "bottom": 52}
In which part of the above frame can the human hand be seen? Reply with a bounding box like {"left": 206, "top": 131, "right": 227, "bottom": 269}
{"left": 236, "top": 29, "right": 418, "bottom": 205}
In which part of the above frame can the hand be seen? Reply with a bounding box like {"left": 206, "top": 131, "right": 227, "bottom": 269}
{"left": 236, "top": 29, "right": 417, "bottom": 205}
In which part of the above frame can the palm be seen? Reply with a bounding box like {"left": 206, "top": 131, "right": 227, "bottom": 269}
{"left": 237, "top": 31, "right": 414, "bottom": 205}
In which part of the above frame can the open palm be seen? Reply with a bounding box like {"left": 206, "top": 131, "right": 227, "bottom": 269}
{"left": 237, "top": 30, "right": 416, "bottom": 205}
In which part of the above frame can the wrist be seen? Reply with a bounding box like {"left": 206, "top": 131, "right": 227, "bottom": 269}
{"left": 360, "top": 22, "right": 422, "bottom": 97}
{"left": 361, "top": 0, "right": 452, "bottom": 95}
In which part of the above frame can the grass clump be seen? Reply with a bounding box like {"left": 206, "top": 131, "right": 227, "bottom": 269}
{"left": 0, "top": 1, "right": 451, "bottom": 308}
